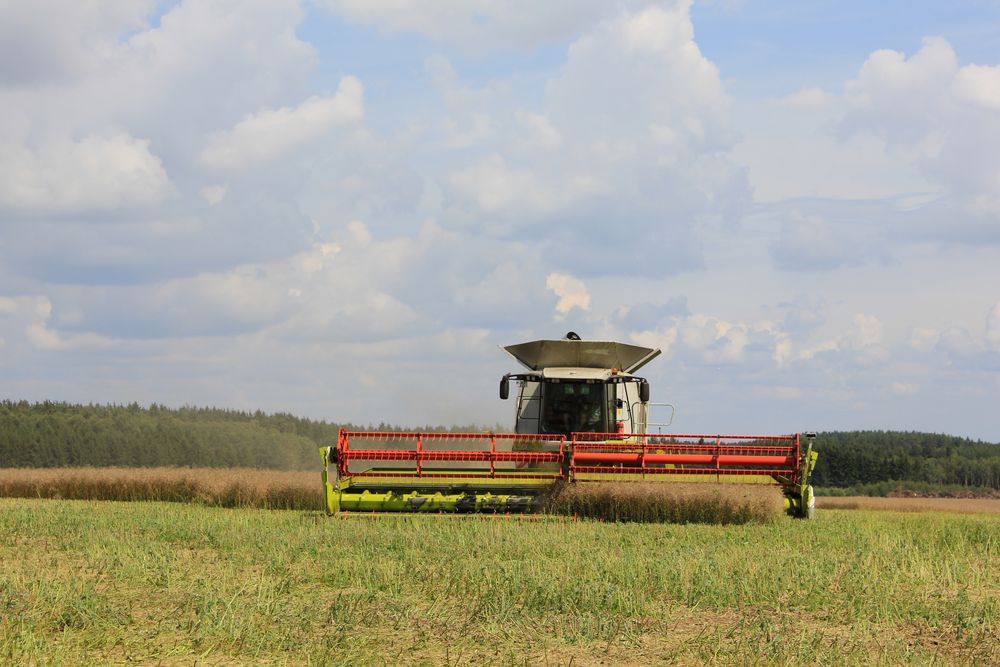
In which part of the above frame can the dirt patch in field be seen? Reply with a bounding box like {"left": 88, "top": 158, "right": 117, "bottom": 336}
{"left": 817, "top": 496, "right": 1000, "bottom": 514}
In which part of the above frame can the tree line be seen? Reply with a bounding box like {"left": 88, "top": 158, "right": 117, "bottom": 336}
{"left": 0, "top": 400, "right": 504, "bottom": 470}
{"left": 1, "top": 401, "right": 997, "bottom": 489}
{"left": 808, "top": 430, "right": 1000, "bottom": 490}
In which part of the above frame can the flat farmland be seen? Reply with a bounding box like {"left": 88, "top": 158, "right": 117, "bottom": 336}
{"left": 818, "top": 496, "right": 1000, "bottom": 514}
{"left": 1, "top": 497, "right": 997, "bottom": 665}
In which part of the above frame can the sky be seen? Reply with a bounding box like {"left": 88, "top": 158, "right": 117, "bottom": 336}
{"left": 1, "top": 0, "right": 999, "bottom": 441}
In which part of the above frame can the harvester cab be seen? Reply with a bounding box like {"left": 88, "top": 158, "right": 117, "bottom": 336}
{"left": 499, "top": 333, "right": 664, "bottom": 438}
{"left": 320, "top": 333, "right": 818, "bottom": 518}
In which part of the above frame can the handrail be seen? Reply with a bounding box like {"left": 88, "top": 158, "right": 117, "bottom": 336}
{"left": 334, "top": 429, "right": 803, "bottom": 484}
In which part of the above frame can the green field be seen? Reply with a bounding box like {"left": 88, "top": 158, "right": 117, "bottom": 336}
{"left": 1, "top": 499, "right": 997, "bottom": 666}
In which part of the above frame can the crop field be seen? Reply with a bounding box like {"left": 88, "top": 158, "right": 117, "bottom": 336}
{"left": 816, "top": 496, "right": 1000, "bottom": 514}
{"left": 0, "top": 467, "right": 321, "bottom": 509}
{"left": 0, "top": 468, "right": 787, "bottom": 524}
{"left": 543, "top": 481, "right": 786, "bottom": 524}
{"left": 1, "top": 495, "right": 997, "bottom": 666}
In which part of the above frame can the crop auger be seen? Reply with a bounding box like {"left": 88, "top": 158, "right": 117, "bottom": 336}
{"left": 320, "top": 333, "right": 818, "bottom": 517}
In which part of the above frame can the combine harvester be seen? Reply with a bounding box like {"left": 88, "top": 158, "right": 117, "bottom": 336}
{"left": 321, "top": 333, "right": 817, "bottom": 518}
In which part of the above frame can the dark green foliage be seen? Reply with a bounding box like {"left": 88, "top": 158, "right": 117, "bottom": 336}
{"left": 0, "top": 400, "right": 509, "bottom": 470}
{"left": 812, "top": 430, "right": 1000, "bottom": 491}
{"left": 0, "top": 401, "right": 336, "bottom": 470}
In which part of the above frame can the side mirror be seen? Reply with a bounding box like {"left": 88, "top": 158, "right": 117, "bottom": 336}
{"left": 499, "top": 374, "right": 510, "bottom": 400}
{"left": 639, "top": 380, "right": 650, "bottom": 403}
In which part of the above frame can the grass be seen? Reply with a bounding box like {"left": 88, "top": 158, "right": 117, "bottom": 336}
{"left": 1, "top": 498, "right": 997, "bottom": 665}
{"left": 0, "top": 467, "right": 322, "bottom": 510}
{"left": 542, "top": 481, "right": 786, "bottom": 524}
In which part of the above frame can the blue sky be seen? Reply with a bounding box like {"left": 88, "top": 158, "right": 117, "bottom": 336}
{"left": 1, "top": 1, "right": 999, "bottom": 440}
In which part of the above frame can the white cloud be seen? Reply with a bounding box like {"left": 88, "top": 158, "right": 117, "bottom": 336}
{"left": 891, "top": 382, "right": 918, "bottom": 396}
{"left": 0, "top": 131, "right": 171, "bottom": 212}
{"left": 321, "top": 0, "right": 656, "bottom": 51}
{"left": 678, "top": 314, "right": 751, "bottom": 364}
{"left": 156, "top": 269, "right": 291, "bottom": 331}
{"left": 778, "top": 295, "right": 826, "bottom": 335}
{"left": 630, "top": 326, "right": 679, "bottom": 356}
{"left": 29, "top": 327, "right": 118, "bottom": 352}
{"left": 200, "top": 77, "right": 364, "bottom": 169}
{"left": 0, "top": 0, "right": 323, "bottom": 286}
{"left": 987, "top": 301, "right": 1000, "bottom": 351}
{"left": 838, "top": 38, "right": 1000, "bottom": 234}
{"left": 798, "top": 340, "right": 839, "bottom": 361}
{"left": 845, "top": 314, "right": 884, "bottom": 353}
{"left": 742, "top": 35, "right": 1000, "bottom": 249}
{"left": 200, "top": 184, "right": 227, "bottom": 205}
{"left": 621, "top": 310, "right": 792, "bottom": 368}
{"left": 773, "top": 337, "right": 793, "bottom": 366}
{"left": 0, "top": 297, "right": 16, "bottom": 315}
{"left": 843, "top": 38, "right": 959, "bottom": 137}
{"left": 546, "top": 273, "right": 591, "bottom": 316}
{"left": 514, "top": 110, "right": 562, "bottom": 149}
{"left": 733, "top": 103, "right": 936, "bottom": 203}
{"left": 24, "top": 324, "right": 63, "bottom": 350}
{"left": 680, "top": 313, "right": 728, "bottom": 349}
{"left": 1, "top": 0, "right": 318, "bottom": 144}
{"left": 0, "top": 295, "right": 113, "bottom": 352}
{"left": 0, "top": 296, "right": 50, "bottom": 322}
{"left": 908, "top": 327, "right": 939, "bottom": 352}
{"left": 345, "top": 221, "right": 372, "bottom": 247}
{"left": 447, "top": 155, "right": 556, "bottom": 217}
{"left": 770, "top": 213, "right": 863, "bottom": 270}
{"left": 953, "top": 64, "right": 1000, "bottom": 111}
{"left": 119, "top": 0, "right": 317, "bottom": 129}
{"left": 621, "top": 4, "right": 694, "bottom": 54}
{"left": 936, "top": 326, "right": 980, "bottom": 358}
{"left": 547, "top": 5, "right": 731, "bottom": 147}
{"left": 0, "top": 1, "right": 158, "bottom": 85}
{"left": 754, "top": 386, "right": 801, "bottom": 400}
{"left": 433, "top": 2, "right": 746, "bottom": 277}
{"left": 781, "top": 87, "right": 833, "bottom": 109}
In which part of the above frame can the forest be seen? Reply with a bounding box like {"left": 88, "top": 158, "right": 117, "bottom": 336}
{"left": 808, "top": 430, "right": 1000, "bottom": 491}
{"left": 0, "top": 400, "right": 997, "bottom": 492}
